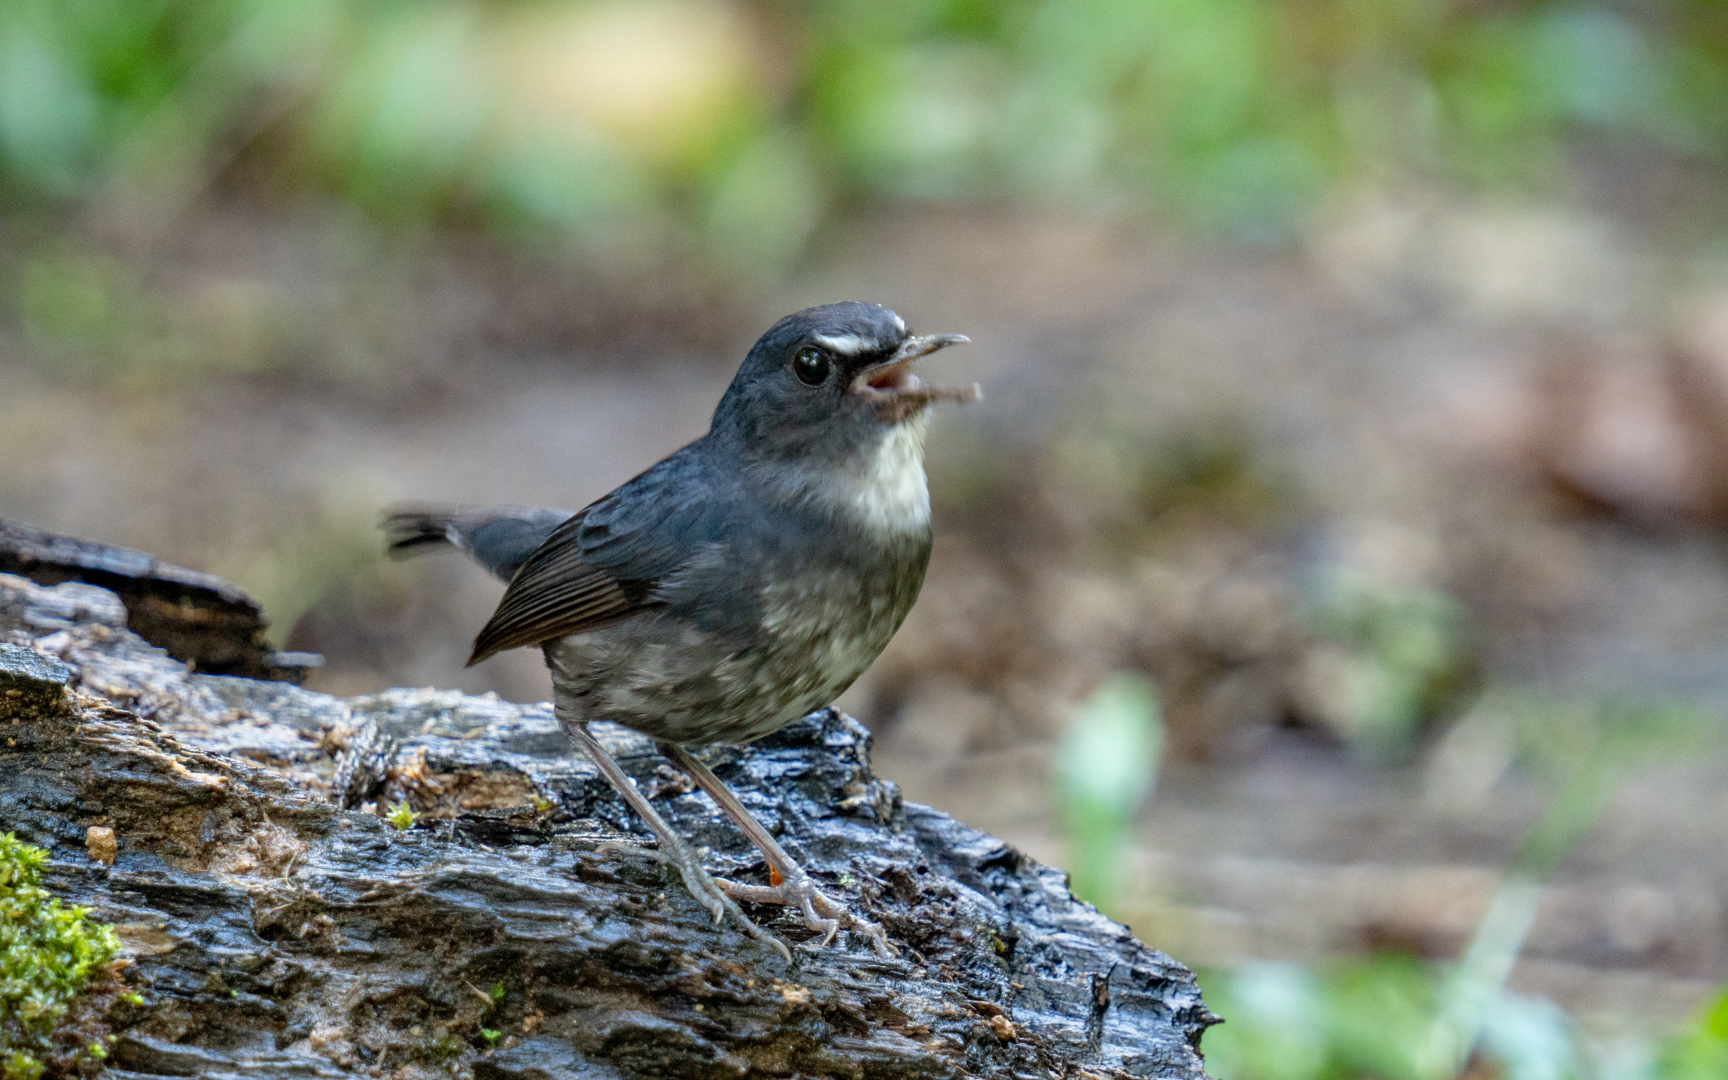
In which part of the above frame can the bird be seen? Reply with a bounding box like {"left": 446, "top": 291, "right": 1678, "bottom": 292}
{"left": 384, "top": 302, "right": 976, "bottom": 958}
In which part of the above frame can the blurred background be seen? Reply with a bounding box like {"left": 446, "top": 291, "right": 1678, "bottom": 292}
{"left": 4, "top": 0, "right": 1728, "bottom": 1075}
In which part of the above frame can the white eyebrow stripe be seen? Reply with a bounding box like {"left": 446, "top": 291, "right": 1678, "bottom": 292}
{"left": 812, "top": 332, "right": 872, "bottom": 355}
{"left": 892, "top": 313, "right": 906, "bottom": 333}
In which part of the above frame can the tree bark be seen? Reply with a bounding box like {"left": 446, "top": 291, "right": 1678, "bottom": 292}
{"left": 1, "top": 566, "right": 1214, "bottom": 1080}
{"left": 0, "top": 517, "right": 318, "bottom": 682}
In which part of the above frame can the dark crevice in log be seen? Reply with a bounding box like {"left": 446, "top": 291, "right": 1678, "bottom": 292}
{"left": 0, "top": 519, "right": 319, "bottom": 681}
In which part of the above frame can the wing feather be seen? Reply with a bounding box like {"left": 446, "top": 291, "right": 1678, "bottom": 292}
{"left": 468, "top": 511, "right": 642, "bottom": 663}
{"left": 466, "top": 447, "right": 722, "bottom": 665}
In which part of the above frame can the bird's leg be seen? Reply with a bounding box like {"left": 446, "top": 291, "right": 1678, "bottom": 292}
{"left": 563, "top": 721, "right": 791, "bottom": 962}
{"left": 657, "top": 742, "right": 896, "bottom": 958}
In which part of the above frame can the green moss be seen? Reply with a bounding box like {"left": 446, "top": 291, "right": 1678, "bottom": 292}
{"left": 423, "top": 1027, "right": 463, "bottom": 1060}
{"left": 0, "top": 834, "right": 122, "bottom": 1080}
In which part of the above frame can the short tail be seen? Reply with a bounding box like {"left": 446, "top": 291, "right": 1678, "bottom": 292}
{"left": 382, "top": 504, "right": 573, "bottom": 584}
{"left": 382, "top": 509, "right": 464, "bottom": 557}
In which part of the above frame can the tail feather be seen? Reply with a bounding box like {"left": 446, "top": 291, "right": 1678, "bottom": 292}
{"left": 383, "top": 510, "right": 464, "bottom": 556}
{"left": 381, "top": 504, "right": 572, "bottom": 584}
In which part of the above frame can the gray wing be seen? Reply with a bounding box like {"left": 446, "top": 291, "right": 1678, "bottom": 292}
{"left": 468, "top": 447, "right": 730, "bottom": 665}
{"left": 383, "top": 505, "right": 573, "bottom": 583}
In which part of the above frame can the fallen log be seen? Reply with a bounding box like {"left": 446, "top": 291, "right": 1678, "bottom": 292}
{"left": 0, "top": 517, "right": 319, "bottom": 682}
{"left": 1, "top": 566, "right": 1214, "bottom": 1079}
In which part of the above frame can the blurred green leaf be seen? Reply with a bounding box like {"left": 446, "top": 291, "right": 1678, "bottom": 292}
{"left": 1479, "top": 991, "right": 1578, "bottom": 1080}
{"left": 1057, "top": 673, "right": 1162, "bottom": 913}
{"left": 0, "top": 21, "right": 99, "bottom": 196}
{"left": 16, "top": 246, "right": 141, "bottom": 361}
{"left": 481, "top": 131, "right": 641, "bottom": 239}
{"left": 1324, "top": 953, "right": 1438, "bottom": 1080}
{"left": 310, "top": 4, "right": 490, "bottom": 221}
{"left": 2, "top": 0, "right": 1724, "bottom": 253}
{"left": 1207, "top": 684, "right": 1717, "bottom": 1080}
{"left": 1656, "top": 982, "right": 1728, "bottom": 1080}
{"left": 1201, "top": 963, "right": 1328, "bottom": 1080}
{"left": 1307, "top": 568, "right": 1473, "bottom": 762}
{"left": 703, "top": 129, "right": 823, "bottom": 274}
{"left": 1206, "top": 954, "right": 1590, "bottom": 1080}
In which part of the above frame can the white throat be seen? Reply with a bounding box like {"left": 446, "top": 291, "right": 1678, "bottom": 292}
{"left": 843, "top": 413, "right": 931, "bottom": 535}
{"left": 755, "top": 412, "right": 934, "bottom": 535}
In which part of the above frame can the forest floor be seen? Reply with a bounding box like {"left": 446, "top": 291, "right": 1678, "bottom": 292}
{"left": 6, "top": 190, "right": 1728, "bottom": 1044}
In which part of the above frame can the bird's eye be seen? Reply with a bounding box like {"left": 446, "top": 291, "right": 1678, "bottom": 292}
{"left": 793, "top": 346, "right": 831, "bottom": 386}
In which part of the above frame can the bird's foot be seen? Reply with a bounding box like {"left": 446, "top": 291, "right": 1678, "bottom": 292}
{"left": 562, "top": 722, "right": 792, "bottom": 961}
{"left": 717, "top": 870, "right": 896, "bottom": 958}
{"left": 659, "top": 839, "right": 793, "bottom": 962}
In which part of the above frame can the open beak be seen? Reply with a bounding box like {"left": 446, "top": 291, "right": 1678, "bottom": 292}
{"left": 854, "top": 333, "right": 980, "bottom": 410}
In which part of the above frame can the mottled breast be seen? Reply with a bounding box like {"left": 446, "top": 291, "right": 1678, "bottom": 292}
{"left": 547, "top": 529, "right": 928, "bottom": 745}
{"left": 546, "top": 414, "right": 936, "bottom": 745}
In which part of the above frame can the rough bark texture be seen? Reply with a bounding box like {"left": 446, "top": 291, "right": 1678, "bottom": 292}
{"left": 1, "top": 568, "right": 1214, "bottom": 1080}
{"left": 0, "top": 518, "right": 317, "bottom": 682}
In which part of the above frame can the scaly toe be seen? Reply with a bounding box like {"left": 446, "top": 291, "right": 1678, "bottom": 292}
{"left": 797, "top": 895, "right": 840, "bottom": 948}
{"left": 595, "top": 838, "right": 664, "bottom": 863}
{"left": 716, "top": 875, "right": 896, "bottom": 957}
{"left": 667, "top": 856, "right": 791, "bottom": 961}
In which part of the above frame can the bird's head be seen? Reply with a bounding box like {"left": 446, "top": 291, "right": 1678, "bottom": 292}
{"left": 711, "top": 302, "right": 975, "bottom": 462}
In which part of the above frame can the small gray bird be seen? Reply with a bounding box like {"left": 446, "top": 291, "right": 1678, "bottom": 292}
{"left": 386, "top": 302, "right": 975, "bottom": 958}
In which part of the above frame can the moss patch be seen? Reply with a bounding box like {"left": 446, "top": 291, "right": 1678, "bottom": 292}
{"left": 0, "top": 833, "right": 131, "bottom": 1080}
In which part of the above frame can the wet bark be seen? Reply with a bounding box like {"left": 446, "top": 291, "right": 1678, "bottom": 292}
{"left": 1, "top": 566, "right": 1213, "bottom": 1080}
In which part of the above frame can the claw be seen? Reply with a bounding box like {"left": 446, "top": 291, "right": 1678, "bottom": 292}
{"left": 655, "top": 742, "right": 901, "bottom": 959}
{"left": 717, "top": 873, "right": 896, "bottom": 958}
{"left": 798, "top": 895, "right": 839, "bottom": 947}
{"left": 663, "top": 852, "right": 791, "bottom": 960}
